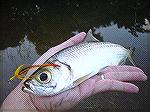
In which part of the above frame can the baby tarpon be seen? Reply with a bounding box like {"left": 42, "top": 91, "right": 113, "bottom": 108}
{"left": 11, "top": 30, "right": 135, "bottom": 96}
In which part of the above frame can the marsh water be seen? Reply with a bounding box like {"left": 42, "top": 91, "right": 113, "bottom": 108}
{"left": 0, "top": 0, "right": 150, "bottom": 111}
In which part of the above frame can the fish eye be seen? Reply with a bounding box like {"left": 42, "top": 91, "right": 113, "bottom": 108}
{"left": 40, "top": 73, "right": 48, "bottom": 81}
{"left": 37, "top": 71, "right": 52, "bottom": 84}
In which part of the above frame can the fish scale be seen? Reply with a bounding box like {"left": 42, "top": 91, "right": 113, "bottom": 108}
{"left": 52, "top": 42, "right": 126, "bottom": 64}
{"left": 51, "top": 42, "right": 127, "bottom": 81}
{"left": 54, "top": 42, "right": 121, "bottom": 57}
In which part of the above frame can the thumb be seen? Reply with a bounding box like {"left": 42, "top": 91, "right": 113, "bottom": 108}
{"left": 25, "top": 32, "right": 86, "bottom": 77}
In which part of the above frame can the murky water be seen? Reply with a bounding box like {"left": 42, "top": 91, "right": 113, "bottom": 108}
{"left": 0, "top": 0, "right": 150, "bottom": 111}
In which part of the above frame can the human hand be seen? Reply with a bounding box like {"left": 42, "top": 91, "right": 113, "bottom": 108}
{"left": 1, "top": 32, "right": 147, "bottom": 112}
{"left": 29, "top": 65, "right": 147, "bottom": 112}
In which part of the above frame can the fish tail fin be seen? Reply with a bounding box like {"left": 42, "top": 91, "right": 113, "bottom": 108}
{"left": 127, "top": 47, "right": 136, "bottom": 66}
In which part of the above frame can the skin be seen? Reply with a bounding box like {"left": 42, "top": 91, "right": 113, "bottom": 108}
{"left": 1, "top": 32, "right": 147, "bottom": 112}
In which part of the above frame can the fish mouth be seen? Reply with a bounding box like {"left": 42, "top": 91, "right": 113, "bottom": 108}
{"left": 22, "top": 80, "right": 34, "bottom": 94}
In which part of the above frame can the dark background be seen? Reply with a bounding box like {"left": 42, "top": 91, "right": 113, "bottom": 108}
{"left": 0, "top": 0, "right": 150, "bottom": 111}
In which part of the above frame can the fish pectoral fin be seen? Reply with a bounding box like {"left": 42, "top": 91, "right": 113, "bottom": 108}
{"left": 73, "top": 72, "right": 94, "bottom": 86}
{"left": 84, "top": 29, "right": 100, "bottom": 42}
{"left": 58, "top": 73, "right": 94, "bottom": 93}
{"left": 56, "top": 74, "right": 92, "bottom": 94}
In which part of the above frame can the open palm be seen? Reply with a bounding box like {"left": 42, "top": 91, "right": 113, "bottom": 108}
{"left": 1, "top": 32, "right": 147, "bottom": 112}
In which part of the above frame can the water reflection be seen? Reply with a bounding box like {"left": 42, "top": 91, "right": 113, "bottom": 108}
{"left": 94, "top": 24, "right": 149, "bottom": 73}
{"left": 0, "top": 0, "right": 150, "bottom": 110}
{"left": 0, "top": 35, "right": 40, "bottom": 104}
{"left": 1, "top": 0, "right": 150, "bottom": 51}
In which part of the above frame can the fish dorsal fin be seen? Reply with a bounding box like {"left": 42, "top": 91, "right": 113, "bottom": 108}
{"left": 84, "top": 29, "right": 99, "bottom": 42}
{"left": 127, "top": 47, "right": 136, "bottom": 66}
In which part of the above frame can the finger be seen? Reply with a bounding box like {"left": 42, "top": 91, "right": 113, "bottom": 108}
{"left": 77, "top": 78, "right": 139, "bottom": 100}
{"left": 93, "top": 79, "right": 139, "bottom": 94}
{"left": 25, "top": 32, "right": 86, "bottom": 77}
{"left": 99, "top": 66, "right": 147, "bottom": 81}
{"left": 100, "top": 65, "right": 145, "bottom": 74}
{"left": 100, "top": 72, "right": 147, "bottom": 81}
{"left": 46, "top": 32, "right": 86, "bottom": 55}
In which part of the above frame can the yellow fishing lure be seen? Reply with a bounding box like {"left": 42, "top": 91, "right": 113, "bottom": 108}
{"left": 9, "top": 64, "right": 59, "bottom": 81}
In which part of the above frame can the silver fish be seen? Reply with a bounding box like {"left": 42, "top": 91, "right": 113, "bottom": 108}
{"left": 22, "top": 29, "right": 135, "bottom": 96}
